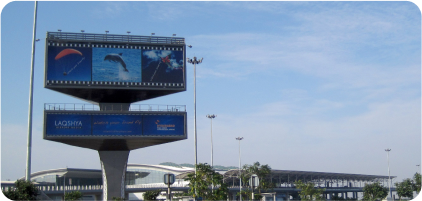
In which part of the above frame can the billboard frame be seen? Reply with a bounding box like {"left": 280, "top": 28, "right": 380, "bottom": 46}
{"left": 44, "top": 32, "right": 187, "bottom": 103}
{"left": 43, "top": 110, "right": 187, "bottom": 140}
{"left": 44, "top": 32, "right": 186, "bottom": 90}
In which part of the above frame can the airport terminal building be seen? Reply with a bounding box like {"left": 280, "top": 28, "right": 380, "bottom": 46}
{"left": 2, "top": 164, "right": 395, "bottom": 201}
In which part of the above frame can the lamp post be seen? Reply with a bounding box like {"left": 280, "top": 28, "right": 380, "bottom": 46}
{"left": 187, "top": 56, "right": 203, "bottom": 197}
{"left": 236, "top": 137, "right": 244, "bottom": 201}
{"left": 417, "top": 165, "right": 420, "bottom": 174}
{"left": 385, "top": 148, "right": 391, "bottom": 198}
{"left": 26, "top": 1, "right": 38, "bottom": 182}
{"left": 206, "top": 114, "right": 216, "bottom": 192}
{"left": 206, "top": 114, "right": 217, "bottom": 168}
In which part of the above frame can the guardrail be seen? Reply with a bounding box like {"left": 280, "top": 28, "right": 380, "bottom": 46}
{"left": 44, "top": 103, "right": 186, "bottom": 112}
{"left": 1, "top": 183, "right": 191, "bottom": 193}
{"left": 47, "top": 32, "right": 185, "bottom": 45}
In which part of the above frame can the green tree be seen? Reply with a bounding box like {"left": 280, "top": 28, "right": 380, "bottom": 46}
{"left": 2, "top": 180, "right": 39, "bottom": 200}
{"left": 235, "top": 189, "right": 252, "bottom": 200}
{"left": 294, "top": 180, "right": 325, "bottom": 201}
{"left": 185, "top": 163, "right": 229, "bottom": 200}
{"left": 143, "top": 189, "right": 162, "bottom": 200}
{"left": 362, "top": 182, "right": 388, "bottom": 201}
{"left": 242, "top": 162, "right": 274, "bottom": 194}
{"left": 395, "top": 179, "right": 414, "bottom": 200}
{"left": 65, "top": 191, "right": 83, "bottom": 200}
{"left": 414, "top": 172, "right": 421, "bottom": 193}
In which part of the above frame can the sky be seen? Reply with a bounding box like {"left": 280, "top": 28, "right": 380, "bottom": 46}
{"left": 1, "top": 1, "right": 421, "bottom": 185}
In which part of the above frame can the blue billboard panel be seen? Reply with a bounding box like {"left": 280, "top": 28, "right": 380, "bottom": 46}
{"left": 143, "top": 115, "right": 184, "bottom": 136}
{"left": 45, "top": 112, "right": 186, "bottom": 137}
{"left": 142, "top": 50, "right": 184, "bottom": 83}
{"left": 46, "top": 113, "right": 92, "bottom": 136}
{"left": 47, "top": 46, "right": 92, "bottom": 81}
{"left": 92, "top": 114, "right": 142, "bottom": 136}
{"left": 92, "top": 48, "right": 142, "bottom": 82}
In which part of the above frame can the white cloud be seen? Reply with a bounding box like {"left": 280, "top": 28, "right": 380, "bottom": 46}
{"left": 91, "top": 2, "right": 130, "bottom": 19}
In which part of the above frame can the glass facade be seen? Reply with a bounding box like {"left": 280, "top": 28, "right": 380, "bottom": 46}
{"left": 31, "top": 174, "right": 102, "bottom": 186}
{"left": 126, "top": 168, "right": 181, "bottom": 185}
{"left": 28, "top": 166, "right": 189, "bottom": 186}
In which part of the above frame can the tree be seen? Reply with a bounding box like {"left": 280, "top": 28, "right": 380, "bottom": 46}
{"left": 362, "top": 182, "right": 388, "bottom": 201}
{"left": 65, "top": 191, "right": 83, "bottom": 200}
{"left": 236, "top": 189, "right": 251, "bottom": 201}
{"left": 111, "top": 197, "right": 125, "bottom": 201}
{"left": 143, "top": 189, "right": 162, "bottom": 200}
{"left": 185, "top": 163, "right": 229, "bottom": 200}
{"left": 414, "top": 172, "right": 421, "bottom": 194}
{"left": 294, "top": 180, "right": 325, "bottom": 201}
{"left": 2, "top": 180, "right": 39, "bottom": 200}
{"left": 395, "top": 179, "right": 414, "bottom": 200}
{"left": 242, "top": 162, "right": 274, "bottom": 194}
{"left": 329, "top": 193, "right": 358, "bottom": 200}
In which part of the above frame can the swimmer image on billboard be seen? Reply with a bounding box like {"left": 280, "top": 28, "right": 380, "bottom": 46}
{"left": 92, "top": 48, "right": 142, "bottom": 82}
{"left": 47, "top": 46, "right": 92, "bottom": 81}
{"left": 142, "top": 50, "right": 184, "bottom": 83}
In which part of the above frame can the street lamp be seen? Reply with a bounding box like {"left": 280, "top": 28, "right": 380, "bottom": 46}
{"left": 385, "top": 148, "right": 392, "bottom": 198}
{"left": 236, "top": 137, "right": 244, "bottom": 201}
{"left": 187, "top": 56, "right": 203, "bottom": 197}
{"left": 207, "top": 114, "right": 216, "bottom": 192}
{"left": 417, "top": 165, "right": 420, "bottom": 174}
{"left": 206, "top": 114, "right": 217, "bottom": 168}
{"left": 187, "top": 57, "right": 203, "bottom": 173}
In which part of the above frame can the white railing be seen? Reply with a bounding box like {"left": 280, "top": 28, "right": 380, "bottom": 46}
{"left": 127, "top": 181, "right": 190, "bottom": 189}
{"left": 44, "top": 103, "right": 186, "bottom": 112}
{"left": 48, "top": 32, "right": 185, "bottom": 45}
{"left": 2, "top": 183, "right": 193, "bottom": 193}
{"left": 30, "top": 185, "right": 104, "bottom": 192}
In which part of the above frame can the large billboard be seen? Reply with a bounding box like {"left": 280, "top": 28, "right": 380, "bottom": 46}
{"left": 46, "top": 44, "right": 185, "bottom": 87}
{"left": 44, "top": 32, "right": 186, "bottom": 103}
{"left": 45, "top": 112, "right": 186, "bottom": 137}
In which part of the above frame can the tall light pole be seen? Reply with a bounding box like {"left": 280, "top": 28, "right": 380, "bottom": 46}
{"left": 236, "top": 137, "right": 244, "bottom": 201}
{"left": 187, "top": 56, "right": 203, "bottom": 197}
{"left": 417, "top": 164, "right": 420, "bottom": 174}
{"left": 206, "top": 114, "right": 217, "bottom": 168}
{"left": 385, "top": 148, "right": 392, "bottom": 198}
{"left": 207, "top": 114, "right": 216, "bottom": 192}
{"left": 26, "top": 0, "right": 38, "bottom": 182}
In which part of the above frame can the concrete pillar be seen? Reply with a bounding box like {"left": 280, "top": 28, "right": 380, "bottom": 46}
{"left": 98, "top": 150, "right": 130, "bottom": 201}
{"left": 95, "top": 194, "right": 102, "bottom": 201}
{"left": 99, "top": 103, "right": 131, "bottom": 111}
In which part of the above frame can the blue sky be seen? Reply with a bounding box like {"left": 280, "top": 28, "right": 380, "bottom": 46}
{"left": 1, "top": 1, "right": 420, "bottom": 188}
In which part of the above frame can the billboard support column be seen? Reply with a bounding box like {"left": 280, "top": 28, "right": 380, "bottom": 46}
{"left": 99, "top": 103, "right": 130, "bottom": 111}
{"left": 98, "top": 150, "right": 130, "bottom": 201}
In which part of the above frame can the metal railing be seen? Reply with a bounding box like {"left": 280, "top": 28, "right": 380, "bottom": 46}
{"left": 1, "top": 183, "right": 190, "bottom": 193}
{"left": 47, "top": 32, "right": 185, "bottom": 45}
{"left": 44, "top": 103, "right": 186, "bottom": 112}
